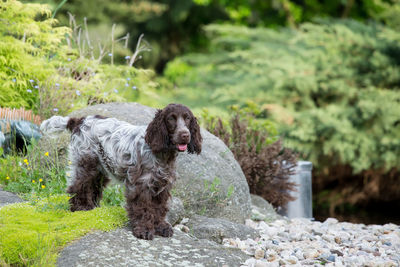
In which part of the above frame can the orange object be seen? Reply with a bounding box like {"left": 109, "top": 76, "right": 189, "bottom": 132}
{"left": 0, "top": 107, "right": 42, "bottom": 133}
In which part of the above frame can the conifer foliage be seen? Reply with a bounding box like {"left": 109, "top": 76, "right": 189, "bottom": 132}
{"left": 166, "top": 20, "right": 400, "bottom": 211}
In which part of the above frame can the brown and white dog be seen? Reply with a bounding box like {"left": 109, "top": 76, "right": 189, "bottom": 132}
{"left": 40, "top": 103, "right": 202, "bottom": 240}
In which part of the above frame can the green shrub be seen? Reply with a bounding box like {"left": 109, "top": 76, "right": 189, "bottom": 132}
{"left": 0, "top": 0, "right": 160, "bottom": 118}
{"left": 165, "top": 20, "right": 400, "bottom": 209}
{"left": 0, "top": 0, "right": 70, "bottom": 110}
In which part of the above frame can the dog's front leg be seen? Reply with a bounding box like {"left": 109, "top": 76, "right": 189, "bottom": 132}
{"left": 148, "top": 174, "right": 174, "bottom": 238}
{"left": 153, "top": 191, "right": 174, "bottom": 238}
{"left": 125, "top": 172, "right": 157, "bottom": 240}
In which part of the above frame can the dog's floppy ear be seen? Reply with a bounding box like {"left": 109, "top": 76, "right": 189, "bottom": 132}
{"left": 145, "top": 109, "right": 170, "bottom": 153}
{"left": 188, "top": 115, "right": 202, "bottom": 155}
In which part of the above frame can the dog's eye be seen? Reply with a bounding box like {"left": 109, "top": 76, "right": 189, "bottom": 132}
{"left": 167, "top": 116, "right": 175, "bottom": 122}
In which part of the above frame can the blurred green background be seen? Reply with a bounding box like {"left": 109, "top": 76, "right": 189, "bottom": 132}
{"left": 1, "top": 0, "right": 400, "bottom": 224}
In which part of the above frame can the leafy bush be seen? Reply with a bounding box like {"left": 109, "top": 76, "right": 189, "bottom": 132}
{"left": 165, "top": 20, "right": 400, "bottom": 211}
{"left": 209, "top": 0, "right": 400, "bottom": 28}
{"left": 368, "top": 0, "right": 400, "bottom": 29}
{"left": 0, "top": 0, "right": 160, "bottom": 118}
{"left": 0, "top": 0, "right": 70, "bottom": 110}
{"left": 202, "top": 105, "right": 297, "bottom": 210}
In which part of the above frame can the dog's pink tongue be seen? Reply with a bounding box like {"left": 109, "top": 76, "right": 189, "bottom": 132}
{"left": 177, "top": 144, "right": 187, "bottom": 151}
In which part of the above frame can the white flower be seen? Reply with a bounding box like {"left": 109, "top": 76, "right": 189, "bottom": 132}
{"left": 75, "top": 90, "right": 81, "bottom": 96}
{"left": 27, "top": 89, "right": 32, "bottom": 93}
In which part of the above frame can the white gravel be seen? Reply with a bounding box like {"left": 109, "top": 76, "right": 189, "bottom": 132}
{"left": 223, "top": 217, "right": 400, "bottom": 267}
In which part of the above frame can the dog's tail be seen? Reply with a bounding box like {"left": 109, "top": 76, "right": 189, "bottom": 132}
{"left": 40, "top": 116, "right": 70, "bottom": 134}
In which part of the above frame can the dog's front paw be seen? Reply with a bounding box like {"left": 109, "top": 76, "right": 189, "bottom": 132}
{"left": 155, "top": 222, "right": 174, "bottom": 237}
{"left": 132, "top": 227, "right": 155, "bottom": 240}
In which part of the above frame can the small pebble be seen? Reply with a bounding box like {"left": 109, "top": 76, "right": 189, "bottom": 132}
{"left": 303, "top": 249, "right": 319, "bottom": 259}
{"left": 327, "top": 255, "right": 336, "bottom": 262}
{"left": 254, "top": 248, "right": 264, "bottom": 259}
{"left": 174, "top": 224, "right": 190, "bottom": 233}
{"left": 286, "top": 256, "right": 297, "bottom": 264}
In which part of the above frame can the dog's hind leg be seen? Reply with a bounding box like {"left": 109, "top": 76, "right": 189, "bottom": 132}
{"left": 67, "top": 154, "right": 108, "bottom": 211}
{"left": 92, "top": 172, "right": 110, "bottom": 207}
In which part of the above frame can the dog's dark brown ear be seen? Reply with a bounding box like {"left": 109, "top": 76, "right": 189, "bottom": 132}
{"left": 188, "top": 116, "right": 202, "bottom": 154}
{"left": 145, "top": 109, "right": 170, "bottom": 153}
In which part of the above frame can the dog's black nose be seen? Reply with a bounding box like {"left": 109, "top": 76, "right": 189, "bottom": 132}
{"left": 179, "top": 131, "right": 190, "bottom": 140}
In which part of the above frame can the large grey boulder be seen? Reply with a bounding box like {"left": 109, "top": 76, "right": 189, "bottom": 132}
{"left": 57, "top": 227, "right": 250, "bottom": 267}
{"left": 42, "top": 102, "right": 252, "bottom": 223}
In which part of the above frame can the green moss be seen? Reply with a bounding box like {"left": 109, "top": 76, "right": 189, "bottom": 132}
{"left": 0, "top": 194, "right": 127, "bottom": 266}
